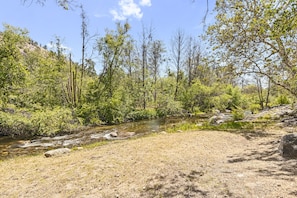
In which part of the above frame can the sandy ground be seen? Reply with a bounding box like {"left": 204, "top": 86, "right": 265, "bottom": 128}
{"left": 0, "top": 129, "right": 296, "bottom": 198}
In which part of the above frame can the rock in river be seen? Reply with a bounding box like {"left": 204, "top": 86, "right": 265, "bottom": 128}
{"left": 44, "top": 148, "right": 71, "bottom": 158}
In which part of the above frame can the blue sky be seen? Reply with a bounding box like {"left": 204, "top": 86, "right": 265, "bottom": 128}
{"left": 0, "top": 0, "right": 216, "bottom": 70}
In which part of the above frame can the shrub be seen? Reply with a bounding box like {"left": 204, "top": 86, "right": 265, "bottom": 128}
{"left": 125, "top": 109, "right": 157, "bottom": 121}
{"left": 76, "top": 104, "right": 101, "bottom": 125}
{"left": 276, "top": 95, "right": 290, "bottom": 105}
{"left": 31, "top": 107, "right": 74, "bottom": 136}
{"left": 156, "top": 99, "right": 182, "bottom": 117}
{"left": 232, "top": 108, "right": 245, "bottom": 121}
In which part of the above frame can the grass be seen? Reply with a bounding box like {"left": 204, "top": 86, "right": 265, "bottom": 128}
{"left": 166, "top": 120, "right": 272, "bottom": 134}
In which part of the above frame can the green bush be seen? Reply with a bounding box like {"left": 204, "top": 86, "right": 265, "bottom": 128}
{"left": 276, "top": 95, "right": 290, "bottom": 105}
{"left": 0, "top": 107, "right": 76, "bottom": 137}
{"left": 232, "top": 108, "right": 245, "bottom": 121}
{"left": 0, "top": 109, "right": 33, "bottom": 136}
{"left": 249, "top": 103, "right": 261, "bottom": 114}
{"left": 98, "top": 97, "right": 124, "bottom": 124}
{"left": 76, "top": 104, "right": 101, "bottom": 125}
{"left": 156, "top": 99, "right": 182, "bottom": 117}
{"left": 31, "top": 107, "right": 74, "bottom": 136}
{"left": 126, "top": 109, "right": 157, "bottom": 121}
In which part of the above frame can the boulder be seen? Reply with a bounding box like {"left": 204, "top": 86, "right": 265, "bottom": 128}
{"left": 278, "top": 134, "right": 297, "bottom": 158}
{"left": 44, "top": 148, "right": 71, "bottom": 158}
{"left": 209, "top": 113, "right": 233, "bottom": 125}
{"left": 110, "top": 131, "right": 118, "bottom": 137}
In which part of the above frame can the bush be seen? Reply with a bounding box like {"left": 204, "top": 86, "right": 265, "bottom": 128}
{"left": 276, "top": 95, "right": 290, "bottom": 105}
{"left": 156, "top": 99, "right": 182, "bottom": 117}
{"left": 249, "top": 103, "right": 261, "bottom": 114}
{"left": 232, "top": 108, "right": 245, "bottom": 121}
{"left": 0, "top": 107, "right": 76, "bottom": 137}
{"left": 126, "top": 109, "right": 157, "bottom": 121}
{"left": 76, "top": 104, "right": 101, "bottom": 125}
{"left": 98, "top": 97, "right": 124, "bottom": 124}
{"left": 31, "top": 107, "right": 74, "bottom": 136}
{"left": 0, "top": 109, "right": 33, "bottom": 136}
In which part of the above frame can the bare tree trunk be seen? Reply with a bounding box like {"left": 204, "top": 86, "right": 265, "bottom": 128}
{"left": 79, "top": 4, "right": 89, "bottom": 103}
{"left": 171, "top": 29, "right": 185, "bottom": 100}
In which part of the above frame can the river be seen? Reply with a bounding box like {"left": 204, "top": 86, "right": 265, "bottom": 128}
{"left": 0, "top": 116, "right": 204, "bottom": 160}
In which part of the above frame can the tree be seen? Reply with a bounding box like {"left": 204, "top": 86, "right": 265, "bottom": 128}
{"left": 139, "top": 24, "right": 153, "bottom": 109}
{"left": 97, "top": 22, "right": 131, "bottom": 98}
{"left": 79, "top": 4, "right": 89, "bottom": 103}
{"left": 22, "top": 0, "right": 73, "bottom": 9}
{"left": 148, "top": 40, "right": 165, "bottom": 103}
{"left": 208, "top": 0, "right": 297, "bottom": 97}
{"left": 171, "top": 29, "right": 186, "bottom": 100}
{"left": 185, "top": 36, "right": 203, "bottom": 86}
{"left": 0, "top": 24, "right": 28, "bottom": 106}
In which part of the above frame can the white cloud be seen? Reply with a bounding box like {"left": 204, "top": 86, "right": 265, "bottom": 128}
{"left": 139, "top": 0, "right": 151, "bottom": 7}
{"left": 110, "top": 0, "right": 152, "bottom": 21}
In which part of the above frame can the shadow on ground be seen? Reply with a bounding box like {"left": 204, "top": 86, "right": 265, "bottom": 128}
{"left": 227, "top": 131, "right": 297, "bottom": 179}
{"left": 141, "top": 170, "right": 209, "bottom": 198}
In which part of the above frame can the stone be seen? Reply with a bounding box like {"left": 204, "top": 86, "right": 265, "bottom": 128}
{"left": 110, "top": 131, "right": 118, "bottom": 137}
{"left": 278, "top": 134, "right": 297, "bottom": 158}
{"left": 44, "top": 148, "right": 71, "bottom": 158}
{"left": 209, "top": 113, "right": 233, "bottom": 125}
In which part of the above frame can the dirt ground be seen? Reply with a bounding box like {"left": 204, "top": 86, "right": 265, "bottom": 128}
{"left": 0, "top": 129, "right": 296, "bottom": 198}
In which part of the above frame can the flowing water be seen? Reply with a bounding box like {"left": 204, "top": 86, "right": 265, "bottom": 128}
{"left": 0, "top": 116, "right": 205, "bottom": 160}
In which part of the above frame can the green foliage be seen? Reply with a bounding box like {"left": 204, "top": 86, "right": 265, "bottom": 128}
{"left": 0, "top": 24, "right": 28, "bottom": 105}
{"left": 98, "top": 97, "right": 124, "bottom": 124}
{"left": 126, "top": 109, "right": 157, "bottom": 121}
{"left": 232, "top": 108, "right": 244, "bottom": 121}
{"left": 0, "top": 108, "right": 33, "bottom": 136}
{"left": 156, "top": 96, "right": 182, "bottom": 117}
{"left": 75, "top": 104, "right": 101, "bottom": 125}
{"left": 249, "top": 103, "right": 261, "bottom": 114}
{"left": 276, "top": 95, "right": 290, "bottom": 105}
{"left": 167, "top": 122, "right": 198, "bottom": 133}
{"left": 208, "top": 0, "right": 297, "bottom": 97}
{"left": 0, "top": 21, "right": 293, "bottom": 137}
{"left": 198, "top": 121, "right": 255, "bottom": 131}
{"left": 31, "top": 107, "right": 74, "bottom": 135}
{"left": 0, "top": 106, "right": 75, "bottom": 136}
{"left": 182, "top": 80, "right": 213, "bottom": 112}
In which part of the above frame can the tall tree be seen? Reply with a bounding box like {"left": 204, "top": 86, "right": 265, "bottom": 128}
{"left": 208, "top": 0, "right": 297, "bottom": 97}
{"left": 185, "top": 36, "right": 202, "bottom": 86}
{"left": 171, "top": 29, "right": 186, "bottom": 100}
{"left": 97, "top": 22, "right": 131, "bottom": 98}
{"left": 148, "top": 40, "right": 165, "bottom": 103}
{"left": 0, "top": 24, "right": 28, "bottom": 105}
{"left": 79, "top": 4, "right": 89, "bottom": 103}
{"left": 139, "top": 24, "right": 153, "bottom": 109}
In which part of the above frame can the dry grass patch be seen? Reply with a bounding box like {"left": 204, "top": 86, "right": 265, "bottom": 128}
{"left": 0, "top": 130, "right": 296, "bottom": 197}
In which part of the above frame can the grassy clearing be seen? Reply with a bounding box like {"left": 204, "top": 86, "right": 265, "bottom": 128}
{"left": 0, "top": 128, "right": 294, "bottom": 197}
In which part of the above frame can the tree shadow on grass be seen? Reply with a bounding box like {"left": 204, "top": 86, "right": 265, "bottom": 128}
{"left": 141, "top": 170, "right": 208, "bottom": 198}
{"left": 229, "top": 129, "right": 276, "bottom": 140}
{"left": 227, "top": 133, "right": 297, "bottom": 179}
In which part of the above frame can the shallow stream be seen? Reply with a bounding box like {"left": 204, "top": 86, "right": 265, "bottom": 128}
{"left": 0, "top": 116, "right": 204, "bottom": 160}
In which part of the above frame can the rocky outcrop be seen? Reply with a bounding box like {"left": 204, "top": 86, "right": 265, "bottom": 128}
{"left": 44, "top": 148, "right": 71, "bottom": 158}
{"left": 244, "top": 105, "right": 294, "bottom": 123}
{"left": 209, "top": 113, "right": 233, "bottom": 125}
{"left": 278, "top": 134, "right": 297, "bottom": 158}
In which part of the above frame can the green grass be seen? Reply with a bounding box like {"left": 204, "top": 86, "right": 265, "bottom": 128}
{"left": 199, "top": 121, "right": 256, "bottom": 131}
{"left": 166, "top": 121, "right": 265, "bottom": 133}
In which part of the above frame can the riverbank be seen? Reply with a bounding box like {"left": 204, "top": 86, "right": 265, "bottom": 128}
{"left": 1, "top": 129, "right": 296, "bottom": 197}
